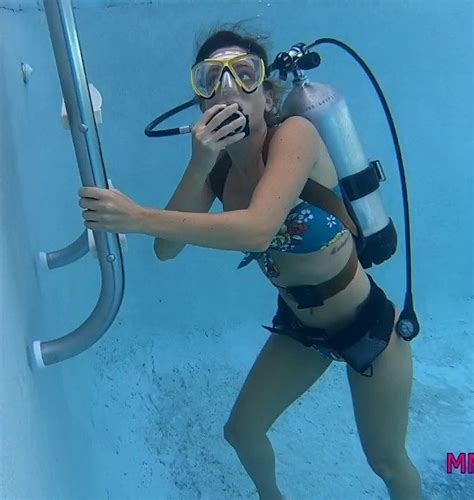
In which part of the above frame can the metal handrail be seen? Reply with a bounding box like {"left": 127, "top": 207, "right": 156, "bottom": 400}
{"left": 39, "top": 229, "right": 90, "bottom": 270}
{"left": 30, "top": 0, "right": 125, "bottom": 368}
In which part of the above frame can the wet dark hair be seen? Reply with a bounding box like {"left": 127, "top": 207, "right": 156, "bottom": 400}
{"left": 194, "top": 29, "right": 270, "bottom": 75}
{"left": 193, "top": 22, "right": 289, "bottom": 125}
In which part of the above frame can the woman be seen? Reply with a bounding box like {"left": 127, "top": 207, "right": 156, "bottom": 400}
{"left": 79, "top": 28, "right": 422, "bottom": 500}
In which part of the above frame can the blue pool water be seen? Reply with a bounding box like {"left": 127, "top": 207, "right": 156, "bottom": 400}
{"left": 0, "top": 1, "right": 472, "bottom": 498}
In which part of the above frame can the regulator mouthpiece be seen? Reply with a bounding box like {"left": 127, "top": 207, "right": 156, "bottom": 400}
{"left": 214, "top": 104, "right": 250, "bottom": 140}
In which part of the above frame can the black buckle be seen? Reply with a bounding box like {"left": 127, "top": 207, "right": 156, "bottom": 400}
{"left": 262, "top": 325, "right": 327, "bottom": 348}
{"left": 370, "top": 159, "right": 386, "bottom": 182}
{"left": 340, "top": 161, "right": 385, "bottom": 201}
{"left": 285, "top": 285, "right": 324, "bottom": 309}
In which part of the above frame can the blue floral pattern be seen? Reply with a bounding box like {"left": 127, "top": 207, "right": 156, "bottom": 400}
{"left": 238, "top": 194, "right": 347, "bottom": 278}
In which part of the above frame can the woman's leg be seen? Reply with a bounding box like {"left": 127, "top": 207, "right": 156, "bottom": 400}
{"left": 224, "top": 332, "right": 333, "bottom": 500}
{"left": 346, "top": 309, "right": 422, "bottom": 500}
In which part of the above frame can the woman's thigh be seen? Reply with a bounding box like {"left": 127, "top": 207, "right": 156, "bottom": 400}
{"left": 346, "top": 309, "right": 414, "bottom": 468}
{"left": 225, "top": 332, "right": 333, "bottom": 436}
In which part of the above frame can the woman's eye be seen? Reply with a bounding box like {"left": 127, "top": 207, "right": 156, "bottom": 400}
{"left": 239, "top": 71, "right": 254, "bottom": 81}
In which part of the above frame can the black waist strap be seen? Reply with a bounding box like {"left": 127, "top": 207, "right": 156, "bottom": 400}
{"left": 264, "top": 274, "right": 392, "bottom": 352}
{"left": 277, "top": 240, "right": 359, "bottom": 309}
{"left": 325, "top": 274, "right": 391, "bottom": 351}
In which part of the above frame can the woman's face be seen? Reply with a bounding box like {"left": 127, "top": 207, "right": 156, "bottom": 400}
{"left": 197, "top": 45, "right": 273, "bottom": 129}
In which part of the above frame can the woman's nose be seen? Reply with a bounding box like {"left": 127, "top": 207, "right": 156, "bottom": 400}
{"left": 220, "top": 70, "right": 237, "bottom": 93}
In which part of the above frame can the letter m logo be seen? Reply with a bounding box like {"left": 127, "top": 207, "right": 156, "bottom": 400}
{"left": 446, "top": 453, "right": 474, "bottom": 473}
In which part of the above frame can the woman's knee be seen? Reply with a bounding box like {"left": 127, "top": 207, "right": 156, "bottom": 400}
{"left": 367, "top": 450, "right": 409, "bottom": 480}
{"left": 223, "top": 421, "right": 241, "bottom": 445}
{"left": 223, "top": 418, "right": 267, "bottom": 446}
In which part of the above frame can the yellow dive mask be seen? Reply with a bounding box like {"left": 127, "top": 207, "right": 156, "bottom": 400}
{"left": 191, "top": 53, "right": 266, "bottom": 99}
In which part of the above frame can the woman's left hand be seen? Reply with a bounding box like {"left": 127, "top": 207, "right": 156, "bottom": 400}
{"left": 78, "top": 186, "right": 145, "bottom": 234}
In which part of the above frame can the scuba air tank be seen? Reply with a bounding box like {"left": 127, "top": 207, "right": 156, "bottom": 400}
{"left": 275, "top": 46, "right": 397, "bottom": 269}
{"left": 268, "top": 40, "right": 419, "bottom": 340}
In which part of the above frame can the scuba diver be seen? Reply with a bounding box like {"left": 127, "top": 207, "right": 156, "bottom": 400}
{"left": 79, "top": 26, "right": 422, "bottom": 500}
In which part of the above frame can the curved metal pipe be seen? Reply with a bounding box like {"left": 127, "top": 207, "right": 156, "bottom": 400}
{"left": 39, "top": 229, "right": 89, "bottom": 270}
{"left": 31, "top": 0, "right": 125, "bottom": 368}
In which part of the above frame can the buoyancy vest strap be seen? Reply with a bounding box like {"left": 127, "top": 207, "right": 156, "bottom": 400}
{"left": 208, "top": 153, "right": 231, "bottom": 202}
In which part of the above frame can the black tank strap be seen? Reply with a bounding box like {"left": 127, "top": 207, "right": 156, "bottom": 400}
{"left": 208, "top": 152, "right": 232, "bottom": 202}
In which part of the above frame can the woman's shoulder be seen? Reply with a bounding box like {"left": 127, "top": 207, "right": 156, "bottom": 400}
{"left": 263, "top": 116, "right": 319, "bottom": 163}
{"left": 267, "top": 116, "right": 320, "bottom": 152}
{"left": 267, "top": 117, "right": 337, "bottom": 189}
{"left": 272, "top": 115, "right": 318, "bottom": 135}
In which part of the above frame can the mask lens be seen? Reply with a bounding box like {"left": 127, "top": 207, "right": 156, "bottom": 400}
{"left": 231, "top": 55, "right": 264, "bottom": 92}
{"left": 192, "top": 61, "right": 223, "bottom": 98}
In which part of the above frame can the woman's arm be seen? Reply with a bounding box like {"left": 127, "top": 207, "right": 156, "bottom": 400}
{"left": 144, "top": 206, "right": 267, "bottom": 252}
{"left": 142, "top": 116, "right": 318, "bottom": 253}
{"left": 153, "top": 104, "right": 249, "bottom": 258}
{"left": 153, "top": 159, "right": 217, "bottom": 260}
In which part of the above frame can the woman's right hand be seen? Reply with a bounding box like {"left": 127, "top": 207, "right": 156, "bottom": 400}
{"left": 190, "top": 103, "right": 246, "bottom": 171}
